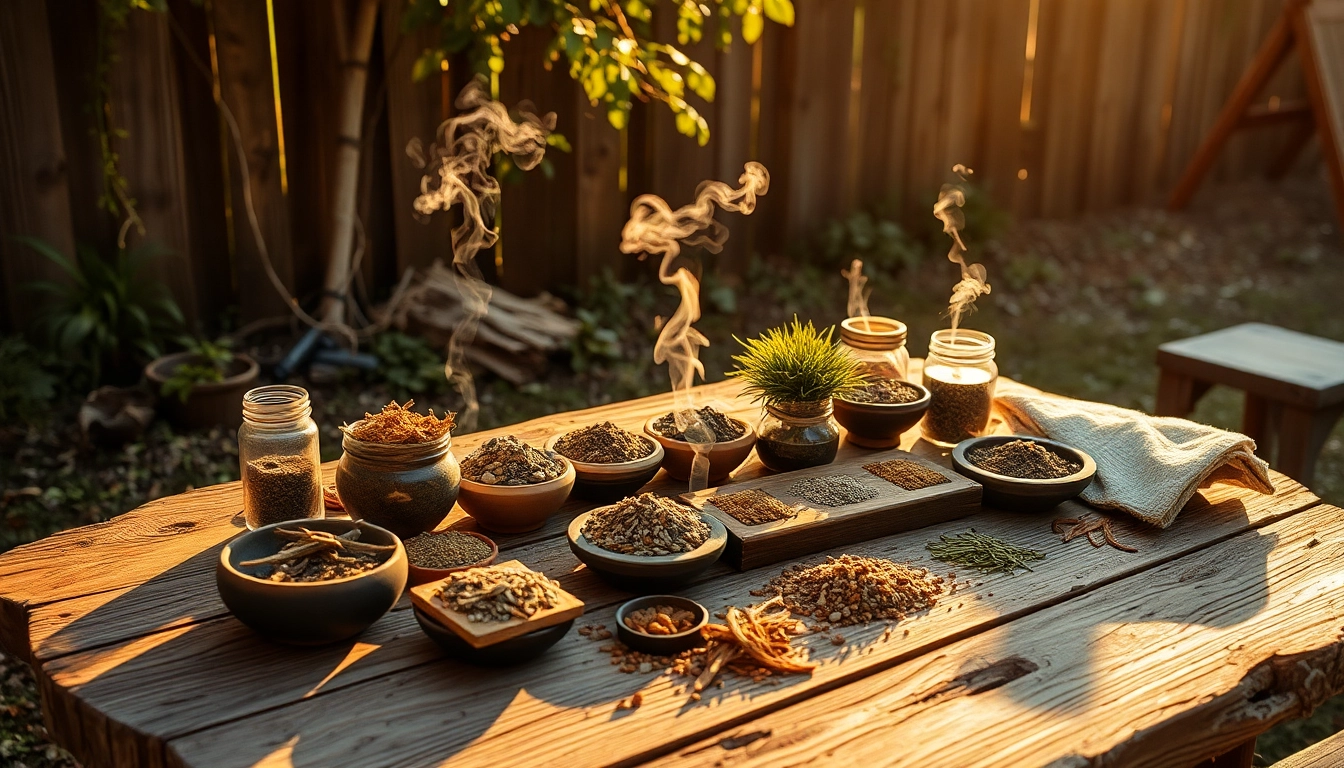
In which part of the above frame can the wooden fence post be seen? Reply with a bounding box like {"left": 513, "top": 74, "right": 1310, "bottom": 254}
{"left": 0, "top": 1, "right": 78, "bottom": 332}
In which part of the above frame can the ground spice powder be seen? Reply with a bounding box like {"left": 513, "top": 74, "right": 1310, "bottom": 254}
{"left": 863, "top": 459, "right": 951, "bottom": 491}
{"left": 709, "top": 489, "right": 797, "bottom": 526}
{"left": 967, "top": 439, "right": 1081, "bottom": 479}
{"left": 651, "top": 407, "right": 747, "bottom": 442}
{"left": 788, "top": 475, "right": 878, "bottom": 507}
{"left": 404, "top": 531, "right": 494, "bottom": 569}
{"left": 844, "top": 379, "right": 922, "bottom": 405}
{"left": 555, "top": 421, "right": 653, "bottom": 463}
{"left": 244, "top": 454, "right": 321, "bottom": 528}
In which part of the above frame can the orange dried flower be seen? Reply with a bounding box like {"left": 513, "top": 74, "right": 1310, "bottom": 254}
{"left": 341, "top": 400, "right": 455, "bottom": 444}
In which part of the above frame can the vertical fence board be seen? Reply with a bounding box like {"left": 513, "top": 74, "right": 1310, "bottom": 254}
{"left": 0, "top": 1, "right": 77, "bottom": 331}
{"left": 1035, "top": 0, "right": 1107, "bottom": 218}
{"left": 211, "top": 0, "right": 296, "bottom": 323}
{"left": 498, "top": 27, "right": 579, "bottom": 297}
{"left": 855, "top": 0, "right": 915, "bottom": 208}
{"left": 975, "top": 0, "right": 1031, "bottom": 213}
{"left": 575, "top": 99, "right": 627, "bottom": 283}
{"left": 785, "top": 0, "right": 855, "bottom": 237}
{"left": 750, "top": 21, "right": 796, "bottom": 257}
{"left": 112, "top": 11, "right": 199, "bottom": 326}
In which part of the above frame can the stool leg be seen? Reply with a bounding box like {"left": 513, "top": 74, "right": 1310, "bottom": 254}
{"left": 1276, "top": 403, "right": 1344, "bottom": 488}
{"left": 1156, "top": 371, "right": 1210, "bottom": 417}
{"left": 1242, "top": 394, "right": 1276, "bottom": 463}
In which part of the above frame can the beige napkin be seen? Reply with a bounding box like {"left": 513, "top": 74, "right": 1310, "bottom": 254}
{"left": 993, "top": 390, "right": 1274, "bottom": 528}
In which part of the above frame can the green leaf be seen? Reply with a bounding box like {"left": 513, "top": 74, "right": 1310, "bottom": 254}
{"left": 763, "top": 0, "right": 794, "bottom": 25}
{"left": 742, "top": 7, "right": 763, "bottom": 43}
{"left": 411, "top": 49, "right": 443, "bottom": 82}
{"left": 13, "top": 236, "right": 80, "bottom": 281}
{"left": 607, "top": 106, "right": 628, "bottom": 130}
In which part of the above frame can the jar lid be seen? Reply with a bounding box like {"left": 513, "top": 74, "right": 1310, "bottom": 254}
{"left": 840, "top": 316, "right": 907, "bottom": 350}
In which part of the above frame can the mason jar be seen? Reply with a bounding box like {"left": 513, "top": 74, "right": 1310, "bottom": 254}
{"left": 839, "top": 316, "right": 910, "bottom": 382}
{"left": 755, "top": 400, "right": 841, "bottom": 472}
{"left": 335, "top": 428, "right": 461, "bottom": 540}
{"left": 238, "top": 385, "right": 323, "bottom": 530}
{"left": 921, "top": 329, "right": 998, "bottom": 447}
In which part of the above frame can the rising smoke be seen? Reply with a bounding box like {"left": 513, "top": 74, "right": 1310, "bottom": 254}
{"left": 932, "top": 164, "right": 991, "bottom": 332}
{"left": 620, "top": 162, "right": 770, "bottom": 490}
{"left": 841, "top": 259, "right": 870, "bottom": 326}
{"left": 410, "top": 79, "right": 555, "bottom": 431}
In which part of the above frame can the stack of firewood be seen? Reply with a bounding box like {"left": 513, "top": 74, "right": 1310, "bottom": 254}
{"left": 391, "top": 261, "right": 580, "bottom": 384}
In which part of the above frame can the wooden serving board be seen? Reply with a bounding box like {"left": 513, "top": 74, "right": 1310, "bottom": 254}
{"left": 408, "top": 559, "right": 586, "bottom": 649}
{"left": 681, "top": 450, "right": 982, "bottom": 570}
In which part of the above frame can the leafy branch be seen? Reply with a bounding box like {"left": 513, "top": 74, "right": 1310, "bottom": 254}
{"left": 404, "top": 0, "right": 795, "bottom": 145}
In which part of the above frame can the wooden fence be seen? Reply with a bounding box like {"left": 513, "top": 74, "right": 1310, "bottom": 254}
{"left": 0, "top": 0, "right": 1318, "bottom": 332}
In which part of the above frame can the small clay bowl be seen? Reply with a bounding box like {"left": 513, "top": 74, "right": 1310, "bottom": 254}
{"left": 643, "top": 415, "right": 757, "bottom": 485}
{"left": 545, "top": 432, "right": 665, "bottom": 502}
{"left": 834, "top": 382, "right": 932, "bottom": 449}
{"left": 216, "top": 518, "right": 407, "bottom": 645}
{"left": 413, "top": 606, "right": 572, "bottom": 666}
{"left": 405, "top": 530, "right": 499, "bottom": 587}
{"left": 567, "top": 505, "right": 727, "bottom": 593}
{"left": 456, "top": 457, "right": 576, "bottom": 534}
{"left": 951, "top": 435, "right": 1097, "bottom": 512}
{"left": 614, "top": 595, "right": 709, "bottom": 655}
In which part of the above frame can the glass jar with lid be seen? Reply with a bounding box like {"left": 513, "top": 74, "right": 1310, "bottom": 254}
{"left": 755, "top": 399, "right": 841, "bottom": 472}
{"left": 238, "top": 385, "right": 323, "bottom": 530}
{"left": 921, "top": 329, "right": 998, "bottom": 447}
{"left": 839, "top": 316, "right": 910, "bottom": 382}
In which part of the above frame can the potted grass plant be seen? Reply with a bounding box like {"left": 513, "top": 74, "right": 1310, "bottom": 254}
{"left": 726, "top": 318, "right": 866, "bottom": 472}
{"left": 146, "top": 337, "right": 259, "bottom": 430}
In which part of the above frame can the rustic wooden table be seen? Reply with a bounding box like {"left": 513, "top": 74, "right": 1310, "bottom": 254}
{"left": 2, "top": 372, "right": 1341, "bottom": 768}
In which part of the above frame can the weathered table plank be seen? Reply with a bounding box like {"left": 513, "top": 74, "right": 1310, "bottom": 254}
{"left": 141, "top": 484, "right": 1314, "bottom": 768}
{"left": 653, "top": 502, "right": 1344, "bottom": 768}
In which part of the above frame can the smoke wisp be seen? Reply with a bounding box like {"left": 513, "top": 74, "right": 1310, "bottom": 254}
{"left": 620, "top": 161, "right": 770, "bottom": 490}
{"left": 410, "top": 79, "right": 555, "bottom": 431}
{"left": 841, "top": 258, "right": 871, "bottom": 327}
{"left": 932, "top": 164, "right": 991, "bottom": 332}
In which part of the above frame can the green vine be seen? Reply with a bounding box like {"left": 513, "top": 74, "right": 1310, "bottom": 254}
{"left": 91, "top": 0, "right": 165, "bottom": 244}
{"left": 404, "top": 0, "right": 794, "bottom": 145}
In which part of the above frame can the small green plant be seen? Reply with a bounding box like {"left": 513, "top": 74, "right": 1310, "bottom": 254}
{"left": 727, "top": 317, "right": 866, "bottom": 405}
{"left": 160, "top": 338, "right": 234, "bottom": 403}
{"left": 19, "top": 236, "right": 183, "bottom": 386}
{"left": 0, "top": 336, "right": 58, "bottom": 425}
{"left": 369, "top": 331, "right": 448, "bottom": 397}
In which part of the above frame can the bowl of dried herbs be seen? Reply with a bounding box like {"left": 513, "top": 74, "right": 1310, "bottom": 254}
{"left": 216, "top": 518, "right": 407, "bottom": 645}
{"left": 643, "top": 407, "right": 757, "bottom": 484}
{"left": 456, "top": 436, "right": 576, "bottom": 533}
{"left": 566, "top": 493, "right": 727, "bottom": 591}
{"left": 547, "top": 423, "right": 664, "bottom": 501}
{"left": 951, "top": 435, "right": 1096, "bottom": 512}
{"left": 404, "top": 530, "right": 499, "bottom": 586}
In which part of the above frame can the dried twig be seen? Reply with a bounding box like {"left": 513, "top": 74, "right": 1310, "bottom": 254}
{"left": 1052, "top": 516, "right": 1138, "bottom": 553}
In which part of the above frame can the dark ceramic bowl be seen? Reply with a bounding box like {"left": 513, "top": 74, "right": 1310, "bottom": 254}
{"left": 405, "top": 530, "right": 499, "bottom": 587}
{"left": 951, "top": 435, "right": 1097, "bottom": 512}
{"left": 546, "top": 432, "right": 665, "bottom": 502}
{"left": 413, "top": 606, "right": 572, "bottom": 666}
{"left": 643, "top": 415, "right": 757, "bottom": 485}
{"left": 216, "top": 518, "right": 408, "bottom": 645}
{"left": 614, "top": 595, "right": 709, "bottom": 655}
{"left": 834, "top": 383, "right": 932, "bottom": 449}
{"left": 566, "top": 505, "right": 727, "bottom": 592}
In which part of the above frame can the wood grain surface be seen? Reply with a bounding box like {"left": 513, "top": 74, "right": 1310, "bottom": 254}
{"left": 2, "top": 374, "right": 1337, "bottom": 768}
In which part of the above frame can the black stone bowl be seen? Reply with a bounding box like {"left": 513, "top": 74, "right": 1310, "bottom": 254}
{"left": 951, "top": 435, "right": 1097, "bottom": 512}
{"left": 216, "top": 518, "right": 408, "bottom": 645}
{"left": 413, "top": 606, "right": 573, "bottom": 666}
{"left": 834, "top": 382, "right": 932, "bottom": 449}
{"left": 615, "top": 595, "right": 708, "bottom": 655}
{"left": 567, "top": 507, "right": 727, "bottom": 593}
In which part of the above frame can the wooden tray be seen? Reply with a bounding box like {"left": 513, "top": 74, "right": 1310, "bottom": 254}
{"left": 408, "top": 559, "right": 585, "bottom": 649}
{"left": 680, "top": 451, "right": 982, "bottom": 570}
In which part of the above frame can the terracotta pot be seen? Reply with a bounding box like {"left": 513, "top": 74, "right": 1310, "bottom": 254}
{"left": 405, "top": 530, "right": 499, "bottom": 586}
{"left": 145, "top": 352, "right": 259, "bottom": 431}
{"left": 642, "top": 416, "right": 756, "bottom": 485}
{"left": 455, "top": 459, "right": 576, "bottom": 534}
{"left": 545, "top": 433, "right": 664, "bottom": 502}
{"left": 833, "top": 382, "right": 932, "bottom": 449}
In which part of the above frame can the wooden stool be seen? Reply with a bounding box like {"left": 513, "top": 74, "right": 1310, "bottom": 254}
{"left": 1156, "top": 323, "right": 1344, "bottom": 488}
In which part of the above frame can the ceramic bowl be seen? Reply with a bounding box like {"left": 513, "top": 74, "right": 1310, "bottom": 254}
{"left": 546, "top": 433, "right": 665, "bottom": 502}
{"left": 405, "top": 530, "right": 499, "bottom": 587}
{"left": 413, "top": 606, "right": 573, "bottom": 666}
{"left": 456, "top": 458, "right": 576, "bottom": 534}
{"left": 642, "top": 415, "right": 757, "bottom": 485}
{"left": 614, "top": 595, "right": 709, "bottom": 655}
{"left": 951, "top": 435, "right": 1097, "bottom": 512}
{"left": 833, "top": 382, "right": 932, "bottom": 449}
{"left": 216, "top": 518, "right": 407, "bottom": 645}
{"left": 566, "top": 504, "right": 727, "bottom": 592}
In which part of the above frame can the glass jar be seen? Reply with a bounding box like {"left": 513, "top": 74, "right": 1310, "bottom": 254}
{"left": 840, "top": 316, "right": 910, "bottom": 382}
{"left": 921, "top": 329, "right": 998, "bottom": 447}
{"left": 335, "top": 430, "right": 461, "bottom": 540}
{"left": 238, "top": 385, "right": 323, "bottom": 530}
{"left": 755, "top": 400, "right": 841, "bottom": 472}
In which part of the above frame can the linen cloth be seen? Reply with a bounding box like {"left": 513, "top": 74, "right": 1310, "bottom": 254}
{"left": 993, "top": 389, "right": 1274, "bottom": 528}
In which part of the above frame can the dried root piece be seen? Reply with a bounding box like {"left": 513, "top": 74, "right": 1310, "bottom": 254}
{"left": 437, "top": 564, "right": 563, "bottom": 623}
{"left": 240, "top": 528, "right": 396, "bottom": 567}
{"left": 1052, "top": 516, "right": 1138, "bottom": 553}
